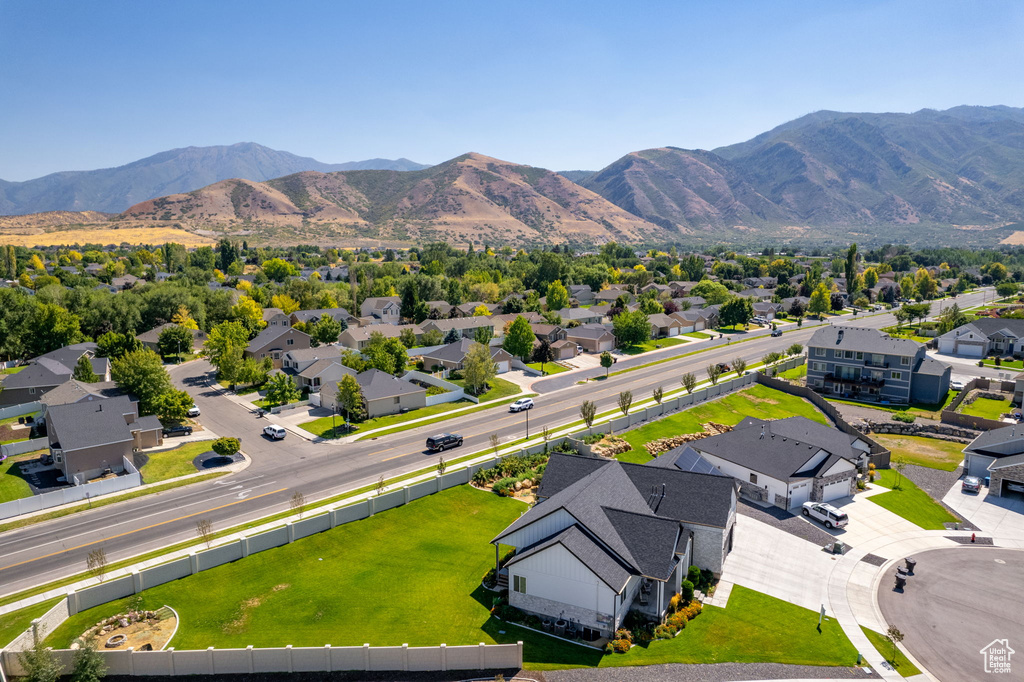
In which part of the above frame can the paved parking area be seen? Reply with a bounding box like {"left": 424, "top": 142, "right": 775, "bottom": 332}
{"left": 817, "top": 488, "right": 921, "bottom": 547}
{"left": 877, "top": 547, "right": 1024, "bottom": 682}
{"left": 943, "top": 482, "right": 1024, "bottom": 539}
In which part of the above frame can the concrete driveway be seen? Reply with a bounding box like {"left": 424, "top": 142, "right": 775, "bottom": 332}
{"left": 715, "top": 514, "right": 837, "bottom": 611}
{"left": 943, "top": 483, "right": 1024, "bottom": 540}
{"left": 877, "top": 547, "right": 1024, "bottom": 682}
{"left": 812, "top": 487, "right": 922, "bottom": 547}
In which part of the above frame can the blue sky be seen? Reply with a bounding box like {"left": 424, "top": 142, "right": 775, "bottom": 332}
{"left": 1, "top": 0, "right": 1023, "bottom": 180}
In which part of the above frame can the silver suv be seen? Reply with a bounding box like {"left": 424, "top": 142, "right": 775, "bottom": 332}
{"left": 801, "top": 502, "right": 848, "bottom": 529}
{"left": 509, "top": 398, "right": 534, "bottom": 413}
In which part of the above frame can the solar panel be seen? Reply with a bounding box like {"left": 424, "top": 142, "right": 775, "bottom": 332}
{"left": 672, "top": 446, "right": 729, "bottom": 476}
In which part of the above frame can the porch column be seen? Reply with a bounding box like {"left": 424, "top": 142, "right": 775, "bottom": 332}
{"left": 495, "top": 543, "right": 500, "bottom": 573}
{"left": 657, "top": 580, "right": 664, "bottom": 617}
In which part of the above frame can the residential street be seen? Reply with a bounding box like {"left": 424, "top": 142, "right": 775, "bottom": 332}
{"left": 0, "top": 289, "right": 993, "bottom": 597}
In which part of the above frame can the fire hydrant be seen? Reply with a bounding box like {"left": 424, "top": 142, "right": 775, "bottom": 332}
{"left": 972, "top": 533, "right": 976, "bottom": 543}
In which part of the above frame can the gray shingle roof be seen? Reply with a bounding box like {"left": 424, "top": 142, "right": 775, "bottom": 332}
{"left": 808, "top": 326, "right": 922, "bottom": 356}
{"left": 39, "top": 380, "right": 123, "bottom": 407}
{"left": 648, "top": 445, "right": 729, "bottom": 477}
{"left": 959, "top": 318, "right": 1024, "bottom": 339}
{"left": 47, "top": 396, "right": 136, "bottom": 452}
{"left": 356, "top": 369, "right": 426, "bottom": 401}
{"left": 247, "top": 326, "right": 309, "bottom": 352}
{"left": 963, "top": 424, "right": 1024, "bottom": 458}
{"left": 290, "top": 308, "right": 353, "bottom": 324}
{"left": 565, "top": 324, "right": 614, "bottom": 340}
{"left": 913, "top": 355, "right": 951, "bottom": 376}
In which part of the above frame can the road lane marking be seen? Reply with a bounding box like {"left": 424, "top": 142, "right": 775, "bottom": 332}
{"left": 0, "top": 488, "right": 287, "bottom": 573}
{"left": 381, "top": 453, "right": 410, "bottom": 462}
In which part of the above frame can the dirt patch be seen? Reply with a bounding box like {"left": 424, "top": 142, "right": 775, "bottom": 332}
{"left": 744, "top": 394, "right": 781, "bottom": 406}
{"left": 80, "top": 609, "right": 176, "bottom": 652}
{"left": 272, "top": 584, "right": 290, "bottom": 592}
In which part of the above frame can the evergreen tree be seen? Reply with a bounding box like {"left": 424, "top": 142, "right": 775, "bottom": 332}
{"left": 72, "top": 354, "right": 100, "bottom": 383}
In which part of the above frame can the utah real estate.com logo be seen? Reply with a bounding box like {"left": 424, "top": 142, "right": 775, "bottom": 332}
{"left": 981, "top": 639, "right": 1014, "bottom": 674}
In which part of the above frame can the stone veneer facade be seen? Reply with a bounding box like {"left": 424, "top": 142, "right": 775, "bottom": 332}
{"left": 989, "top": 462, "right": 1024, "bottom": 498}
{"left": 811, "top": 469, "right": 857, "bottom": 502}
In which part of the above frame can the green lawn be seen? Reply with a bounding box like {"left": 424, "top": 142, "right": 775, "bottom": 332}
{"left": 982, "top": 358, "right": 1024, "bottom": 370}
{"left": 620, "top": 337, "right": 686, "bottom": 355}
{"left": 861, "top": 626, "right": 921, "bottom": 677}
{"left": 778, "top": 364, "right": 807, "bottom": 380}
{"left": 36, "top": 486, "right": 857, "bottom": 670}
{"left": 449, "top": 376, "right": 522, "bottom": 402}
{"left": 959, "top": 396, "right": 1013, "bottom": 421}
{"left": 0, "top": 453, "right": 36, "bottom": 504}
{"left": 0, "top": 366, "right": 26, "bottom": 375}
{"left": 526, "top": 362, "right": 568, "bottom": 375}
{"left": 139, "top": 441, "right": 218, "bottom": 483}
{"left": 684, "top": 331, "right": 712, "bottom": 339}
{"left": 869, "top": 469, "right": 958, "bottom": 530}
{"left": 871, "top": 434, "right": 965, "bottom": 471}
{"left": 597, "top": 586, "right": 857, "bottom": 669}
{"left": 616, "top": 384, "right": 829, "bottom": 464}
{"left": 0, "top": 598, "right": 62, "bottom": 648}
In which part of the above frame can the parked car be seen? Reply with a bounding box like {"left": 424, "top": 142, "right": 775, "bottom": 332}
{"left": 509, "top": 398, "right": 535, "bottom": 413}
{"left": 962, "top": 475, "right": 982, "bottom": 493}
{"left": 715, "top": 362, "right": 730, "bottom": 372}
{"left": 950, "top": 379, "right": 965, "bottom": 391}
{"left": 426, "top": 433, "right": 462, "bottom": 452}
{"left": 162, "top": 425, "right": 193, "bottom": 437}
{"left": 575, "top": 344, "right": 583, "bottom": 353}
{"left": 263, "top": 424, "right": 287, "bottom": 440}
{"left": 801, "top": 501, "right": 849, "bottom": 529}
{"left": 187, "top": 404, "right": 201, "bottom": 418}
{"left": 770, "top": 328, "right": 783, "bottom": 337}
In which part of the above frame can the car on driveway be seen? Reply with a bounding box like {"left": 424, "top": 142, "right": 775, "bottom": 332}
{"left": 426, "top": 433, "right": 462, "bottom": 452}
{"left": 801, "top": 501, "right": 849, "bottom": 529}
{"left": 187, "top": 404, "right": 201, "bottom": 417}
{"left": 162, "top": 425, "right": 193, "bottom": 437}
{"left": 509, "top": 398, "right": 534, "bottom": 413}
{"left": 263, "top": 424, "right": 287, "bottom": 440}
{"left": 962, "top": 475, "right": 982, "bottom": 493}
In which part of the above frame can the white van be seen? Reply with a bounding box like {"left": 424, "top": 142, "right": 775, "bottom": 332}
{"left": 263, "top": 424, "right": 287, "bottom": 440}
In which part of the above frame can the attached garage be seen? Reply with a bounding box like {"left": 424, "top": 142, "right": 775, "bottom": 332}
{"left": 954, "top": 341, "right": 985, "bottom": 358}
{"left": 965, "top": 453, "right": 997, "bottom": 478}
{"left": 494, "top": 359, "right": 510, "bottom": 374}
{"left": 821, "top": 478, "right": 854, "bottom": 503}
{"left": 788, "top": 481, "right": 811, "bottom": 508}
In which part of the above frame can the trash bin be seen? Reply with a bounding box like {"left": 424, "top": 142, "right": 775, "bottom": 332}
{"left": 894, "top": 572, "right": 907, "bottom": 589}
{"left": 985, "top": 477, "right": 991, "bottom": 488}
{"left": 904, "top": 557, "right": 917, "bottom": 574}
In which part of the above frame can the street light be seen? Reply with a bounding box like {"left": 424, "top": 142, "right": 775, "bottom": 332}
{"left": 525, "top": 406, "right": 529, "bottom": 440}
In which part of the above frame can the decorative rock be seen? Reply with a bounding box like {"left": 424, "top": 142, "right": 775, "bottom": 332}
{"left": 514, "top": 481, "right": 523, "bottom": 492}
{"left": 644, "top": 422, "right": 733, "bottom": 456}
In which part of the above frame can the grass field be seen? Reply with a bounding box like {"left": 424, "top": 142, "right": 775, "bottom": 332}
{"left": 139, "top": 441, "right": 217, "bottom": 483}
{"left": 36, "top": 485, "right": 856, "bottom": 669}
{"left": 869, "top": 469, "right": 958, "bottom": 529}
{"left": 0, "top": 452, "right": 37, "bottom": 504}
{"left": 871, "top": 435, "right": 965, "bottom": 471}
{"left": 959, "top": 396, "right": 1013, "bottom": 420}
{"left": 861, "top": 626, "right": 921, "bottom": 677}
{"left": 684, "top": 331, "right": 712, "bottom": 339}
{"left": 616, "top": 384, "right": 829, "bottom": 464}
{"left": 778, "top": 364, "right": 807, "bottom": 380}
{"left": 448, "top": 376, "right": 522, "bottom": 402}
{"left": 0, "top": 366, "right": 25, "bottom": 375}
{"left": 620, "top": 337, "right": 686, "bottom": 355}
{"left": 0, "top": 598, "right": 62, "bottom": 648}
{"left": 0, "top": 226, "right": 215, "bottom": 247}
{"left": 526, "top": 362, "right": 568, "bottom": 375}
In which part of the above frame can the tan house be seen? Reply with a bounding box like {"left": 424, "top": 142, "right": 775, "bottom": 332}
{"left": 566, "top": 324, "right": 616, "bottom": 353}
{"left": 136, "top": 323, "right": 207, "bottom": 354}
{"left": 421, "top": 339, "right": 513, "bottom": 374}
{"left": 551, "top": 339, "right": 578, "bottom": 361}
{"left": 339, "top": 324, "right": 420, "bottom": 351}
{"left": 245, "top": 327, "right": 311, "bottom": 368}
{"left": 320, "top": 368, "right": 427, "bottom": 419}
{"left": 262, "top": 307, "right": 291, "bottom": 328}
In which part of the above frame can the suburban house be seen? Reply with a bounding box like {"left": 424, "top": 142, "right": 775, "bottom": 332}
{"left": 262, "top": 308, "right": 291, "bottom": 329}
{"left": 595, "top": 288, "right": 633, "bottom": 305}
{"left": 738, "top": 289, "right": 773, "bottom": 301}
{"left": 568, "top": 285, "right": 595, "bottom": 305}
{"left": 420, "top": 338, "right": 513, "bottom": 374}
{"left": 454, "top": 301, "right": 501, "bottom": 317}
{"left": 936, "top": 318, "right": 1024, "bottom": 358}
{"left": 360, "top": 297, "right": 401, "bottom": 324}
{"left": 530, "top": 324, "right": 566, "bottom": 344}
{"left": 136, "top": 323, "right": 207, "bottom": 354}
{"left": 551, "top": 339, "right": 579, "bottom": 360}
{"left": 668, "top": 281, "right": 700, "bottom": 296}
{"left": 320, "top": 368, "right": 427, "bottom": 419}
{"left": 491, "top": 452, "right": 737, "bottom": 640}
{"left": 752, "top": 301, "right": 783, "bottom": 320}
{"left": 669, "top": 310, "right": 708, "bottom": 333}
{"left": 46, "top": 396, "right": 162, "bottom": 483}
{"left": 806, "top": 326, "right": 951, "bottom": 404}
{"left": 557, "top": 308, "right": 605, "bottom": 326}
{"left": 424, "top": 301, "right": 454, "bottom": 318}
{"left": 339, "top": 324, "right": 420, "bottom": 351}
{"left": 566, "top": 324, "right": 616, "bottom": 353}
{"left": 640, "top": 283, "right": 673, "bottom": 298}
{"left": 675, "top": 296, "right": 706, "bottom": 310}
{"left": 743, "top": 276, "right": 777, "bottom": 288}
{"left": 691, "top": 416, "right": 867, "bottom": 508}
{"left": 289, "top": 307, "right": 357, "bottom": 328}
{"left": 281, "top": 347, "right": 349, "bottom": 390}
{"left": 244, "top": 327, "right": 311, "bottom": 368}
{"left": 0, "top": 343, "right": 110, "bottom": 406}
{"left": 647, "top": 313, "right": 681, "bottom": 338}
{"left": 961, "top": 425, "right": 1024, "bottom": 497}
{"left": 39, "top": 380, "right": 124, "bottom": 417}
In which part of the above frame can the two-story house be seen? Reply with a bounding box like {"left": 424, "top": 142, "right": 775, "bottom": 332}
{"left": 806, "top": 326, "right": 951, "bottom": 404}
{"left": 359, "top": 297, "right": 401, "bottom": 324}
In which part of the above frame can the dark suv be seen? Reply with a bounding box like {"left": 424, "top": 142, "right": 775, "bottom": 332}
{"left": 426, "top": 433, "right": 463, "bottom": 452}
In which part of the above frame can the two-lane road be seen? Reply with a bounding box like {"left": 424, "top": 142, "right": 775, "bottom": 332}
{"left": 0, "top": 290, "right": 992, "bottom": 596}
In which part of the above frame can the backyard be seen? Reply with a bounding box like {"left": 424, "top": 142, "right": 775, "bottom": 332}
{"left": 0, "top": 452, "right": 36, "bottom": 504}
{"left": 870, "top": 435, "right": 965, "bottom": 471}
{"left": 829, "top": 390, "right": 957, "bottom": 420}
{"left": 138, "top": 441, "right": 219, "bottom": 483}
{"left": 620, "top": 337, "right": 686, "bottom": 355}
{"left": 0, "top": 598, "right": 62, "bottom": 649}
{"left": 868, "top": 469, "right": 958, "bottom": 529}
{"left": 958, "top": 396, "right": 1014, "bottom": 421}
{"left": 34, "top": 485, "right": 858, "bottom": 670}
{"left": 616, "top": 384, "right": 830, "bottom": 464}
{"left": 0, "top": 411, "right": 38, "bottom": 445}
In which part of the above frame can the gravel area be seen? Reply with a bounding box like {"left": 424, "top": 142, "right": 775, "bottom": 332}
{"left": 860, "top": 553, "right": 887, "bottom": 566}
{"left": 737, "top": 499, "right": 836, "bottom": 546}
{"left": 829, "top": 402, "right": 904, "bottom": 425}
{"left": 545, "top": 662, "right": 878, "bottom": 681}
{"left": 901, "top": 464, "right": 980, "bottom": 530}
{"left": 945, "top": 535, "right": 995, "bottom": 545}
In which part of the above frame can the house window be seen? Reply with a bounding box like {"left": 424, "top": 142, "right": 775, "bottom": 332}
{"left": 513, "top": 575, "right": 527, "bottom": 594}
{"left": 855, "top": 352, "right": 864, "bottom": 360}
{"left": 891, "top": 371, "right": 903, "bottom": 380}
{"left": 901, "top": 356, "right": 910, "bottom": 366}
{"left": 844, "top": 350, "right": 854, "bottom": 359}
{"left": 29, "top": 388, "right": 35, "bottom": 395}
{"left": 815, "top": 347, "right": 825, "bottom": 357}
{"left": 811, "top": 362, "right": 827, "bottom": 372}
{"left": 749, "top": 473, "right": 758, "bottom": 484}
{"left": 287, "top": 339, "right": 294, "bottom": 346}
{"left": 394, "top": 397, "right": 400, "bottom": 404}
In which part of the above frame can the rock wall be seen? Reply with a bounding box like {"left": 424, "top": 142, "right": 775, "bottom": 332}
{"left": 859, "top": 419, "right": 979, "bottom": 444}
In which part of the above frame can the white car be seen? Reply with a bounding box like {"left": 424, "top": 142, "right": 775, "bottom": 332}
{"left": 187, "top": 404, "right": 201, "bottom": 418}
{"left": 509, "top": 398, "right": 535, "bottom": 413}
{"left": 801, "top": 501, "right": 848, "bottom": 529}
{"left": 950, "top": 379, "right": 965, "bottom": 391}
{"left": 263, "top": 424, "right": 286, "bottom": 440}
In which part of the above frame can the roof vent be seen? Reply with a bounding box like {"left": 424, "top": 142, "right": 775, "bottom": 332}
{"left": 837, "top": 329, "right": 844, "bottom": 344}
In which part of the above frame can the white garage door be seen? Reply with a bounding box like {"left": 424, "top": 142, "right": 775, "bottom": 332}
{"left": 597, "top": 340, "right": 614, "bottom": 352}
{"left": 955, "top": 342, "right": 984, "bottom": 358}
{"left": 821, "top": 478, "right": 852, "bottom": 503}
{"left": 966, "top": 454, "right": 995, "bottom": 478}
{"left": 789, "top": 482, "right": 811, "bottom": 508}
{"left": 495, "top": 361, "right": 510, "bottom": 374}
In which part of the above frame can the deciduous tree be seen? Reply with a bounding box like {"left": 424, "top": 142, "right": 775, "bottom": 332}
{"left": 600, "top": 351, "right": 614, "bottom": 377}
{"left": 502, "top": 315, "right": 535, "bottom": 361}
{"left": 265, "top": 372, "right": 300, "bottom": 407}
{"left": 72, "top": 354, "right": 99, "bottom": 383}
{"left": 111, "top": 349, "right": 172, "bottom": 415}
{"left": 463, "top": 341, "right": 496, "bottom": 396}
{"left": 335, "top": 373, "right": 365, "bottom": 422}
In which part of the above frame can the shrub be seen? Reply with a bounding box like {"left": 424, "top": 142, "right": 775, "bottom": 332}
{"left": 603, "top": 642, "right": 614, "bottom": 655}
{"left": 666, "top": 611, "right": 687, "bottom": 631}
{"left": 425, "top": 385, "right": 449, "bottom": 396}
{"left": 491, "top": 477, "right": 517, "bottom": 497}
{"left": 682, "top": 601, "right": 703, "bottom": 620}
{"left": 654, "top": 624, "right": 673, "bottom": 640}
{"left": 611, "top": 638, "right": 631, "bottom": 654}
{"left": 482, "top": 567, "right": 497, "bottom": 588}
{"left": 668, "top": 593, "right": 682, "bottom": 613}
{"left": 212, "top": 437, "right": 241, "bottom": 457}
{"left": 687, "top": 565, "right": 700, "bottom": 584}
{"left": 857, "top": 478, "right": 866, "bottom": 490}
{"left": 892, "top": 412, "right": 915, "bottom": 423}
{"left": 614, "top": 628, "right": 633, "bottom": 643}
{"left": 524, "top": 615, "right": 542, "bottom": 629}
{"left": 700, "top": 568, "right": 714, "bottom": 590}
{"left": 494, "top": 604, "right": 524, "bottom": 622}
{"left": 681, "top": 579, "right": 694, "bottom": 602}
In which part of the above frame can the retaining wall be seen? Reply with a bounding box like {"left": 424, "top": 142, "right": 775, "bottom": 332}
{"left": 941, "top": 377, "right": 1014, "bottom": 432}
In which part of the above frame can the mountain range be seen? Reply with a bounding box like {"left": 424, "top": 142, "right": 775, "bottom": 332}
{"left": 0, "top": 143, "right": 428, "bottom": 215}
{"left": 6, "top": 105, "right": 1024, "bottom": 247}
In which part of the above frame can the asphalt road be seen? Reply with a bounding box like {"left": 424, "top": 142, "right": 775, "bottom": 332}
{"left": 877, "top": 546, "right": 1024, "bottom": 681}
{"left": 0, "top": 290, "right": 994, "bottom": 597}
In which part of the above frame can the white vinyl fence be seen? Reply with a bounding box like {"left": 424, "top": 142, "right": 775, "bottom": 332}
{"left": 0, "top": 437, "right": 48, "bottom": 459}
{"left": 0, "top": 402, "right": 40, "bottom": 421}
{"left": 402, "top": 370, "right": 471, "bottom": 406}
{"left": 0, "top": 456, "right": 141, "bottom": 521}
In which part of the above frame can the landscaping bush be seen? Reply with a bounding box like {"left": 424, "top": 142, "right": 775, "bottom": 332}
{"left": 491, "top": 477, "right": 517, "bottom": 497}
{"left": 614, "top": 628, "right": 633, "bottom": 643}
{"left": 654, "top": 624, "right": 673, "bottom": 640}
{"left": 666, "top": 611, "right": 687, "bottom": 631}
{"left": 581, "top": 432, "right": 606, "bottom": 444}
{"left": 681, "top": 600, "right": 703, "bottom": 620}
{"left": 494, "top": 604, "right": 524, "bottom": 622}
{"left": 681, "top": 579, "right": 694, "bottom": 602}
{"left": 482, "top": 567, "right": 497, "bottom": 588}
{"left": 524, "top": 614, "right": 542, "bottom": 629}
{"left": 611, "top": 638, "right": 631, "bottom": 654}
{"left": 892, "top": 412, "right": 916, "bottom": 423}
{"left": 553, "top": 440, "right": 575, "bottom": 453}
{"left": 668, "top": 592, "right": 682, "bottom": 613}
{"left": 700, "top": 568, "right": 714, "bottom": 591}
{"left": 212, "top": 437, "right": 241, "bottom": 457}
{"left": 425, "top": 385, "right": 449, "bottom": 396}
{"left": 857, "top": 478, "right": 866, "bottom": 490}
{"left": 687, "top": 565, "right": 700, "bottom": 585}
